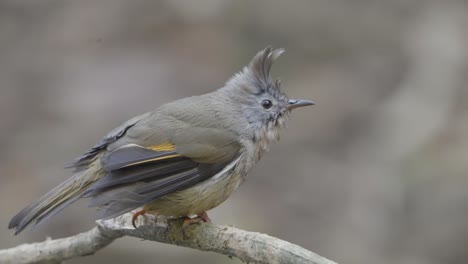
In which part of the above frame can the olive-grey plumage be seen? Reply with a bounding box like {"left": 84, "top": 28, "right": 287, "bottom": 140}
{"left": 8, "top": 47, "right": 314, "bottom": 235}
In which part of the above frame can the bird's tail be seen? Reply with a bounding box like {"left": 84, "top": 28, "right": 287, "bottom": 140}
{"left": 8, "top": 163, "right": 103, "bottom": 235}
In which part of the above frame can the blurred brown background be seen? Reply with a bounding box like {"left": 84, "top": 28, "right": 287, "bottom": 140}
{"left": 1, "top": 1, "right": 468, "bottom": 264}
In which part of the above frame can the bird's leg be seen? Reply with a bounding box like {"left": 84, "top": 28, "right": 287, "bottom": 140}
{"left": 197, "top": 212, "right": 211, "bottom": 223}
{"left": 181, "top": 212, "right": 211, "bottom": 237}
{"left": 131, "top": 209, "right": 146, "bottom": 229}
{"left": 183, "top": 212, "right": 212, "bottom": 225}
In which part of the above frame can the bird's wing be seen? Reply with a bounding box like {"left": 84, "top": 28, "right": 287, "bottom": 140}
{"left": 81, "top": 121, "right": 241, "bottom": 219}
{"left": 66, "top": 113, "right": 150, "bottom": 171}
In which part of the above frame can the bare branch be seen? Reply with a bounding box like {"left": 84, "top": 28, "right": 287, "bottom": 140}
{"left": 0, "top": 226, "right": 121, "bottom": 264}
{"left": 0, "top": 213, "right": 337, "bottom": 264}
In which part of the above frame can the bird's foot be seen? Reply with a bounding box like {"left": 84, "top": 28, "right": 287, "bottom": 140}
{"left": 131, "top": 209, "right": 146, "bottom": 229}
{"left": 197, "top": 212, "right": 211, "bottom": 223}
{"left": 181, "top": 212, "right": 211, "bottom": 237}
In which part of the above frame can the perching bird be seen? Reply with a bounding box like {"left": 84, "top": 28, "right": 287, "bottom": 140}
{"left": 9, "top": 47, "right": 314, "bottom": 235}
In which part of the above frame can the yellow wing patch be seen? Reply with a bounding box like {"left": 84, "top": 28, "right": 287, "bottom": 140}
{"left": 121, "top": 154, "right": 181, "bottom": 168}
{"left": 149, "top": 143, "right": 176, "bottom": 152}
{"left": 119, "top": 143, "right": 179, "bottom": 168}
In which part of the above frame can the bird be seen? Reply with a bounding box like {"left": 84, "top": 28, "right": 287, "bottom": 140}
{"left": 8, "top": 47, "right": 314, "bottom": 235}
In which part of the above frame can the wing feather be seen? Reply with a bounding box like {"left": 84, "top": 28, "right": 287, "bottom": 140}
{"left": 82, "top": 143, "right": 231, "bottom": 219}
{"left": 88, "top": 158, "right": 196, "bottom": 192}
{"left": 89, "top": 168, "right": 207, "bottom": 219}
{"left": 66, "top": 113, "right": 147, "bottom": 171}
{"left": 100, "top": 144, "right": 181, "bottom": 171}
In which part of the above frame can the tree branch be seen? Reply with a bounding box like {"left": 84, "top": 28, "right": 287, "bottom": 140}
{"left": 0, "top": 213, "right": 338, "bottom": 264}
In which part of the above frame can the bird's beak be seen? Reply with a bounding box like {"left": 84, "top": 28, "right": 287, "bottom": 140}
{"left": 287, "top": 99, "right": 315, "bottom": 110}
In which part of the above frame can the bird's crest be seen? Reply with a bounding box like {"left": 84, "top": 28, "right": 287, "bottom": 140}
{"left": 248, "top": 46, "right": 284, "bottom": 88}
{"left": 225, "top": 47, "right": 285, "bottom": 96}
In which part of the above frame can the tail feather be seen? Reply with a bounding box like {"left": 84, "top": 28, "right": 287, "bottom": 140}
{"left": 8, "top": 165, "right": 102, "bottom": 235}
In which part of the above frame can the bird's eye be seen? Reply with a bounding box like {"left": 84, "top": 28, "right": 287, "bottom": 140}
{"left": 261, "top": 99, "right": 273, "bottom": 109}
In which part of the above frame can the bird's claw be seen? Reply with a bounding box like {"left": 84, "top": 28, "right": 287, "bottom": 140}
{"left": 181, "top": 212, "right": 211, "bottom": 238}
{"left": 131, "top": 209, "right": 146, "bottom": 229}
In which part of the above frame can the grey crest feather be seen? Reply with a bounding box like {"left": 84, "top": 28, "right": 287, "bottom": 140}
{"left": 248, "top": 47, "right": 285, "bottom": 86}
{"left": 224, "top": 47, "right": 285, "bottom": 97}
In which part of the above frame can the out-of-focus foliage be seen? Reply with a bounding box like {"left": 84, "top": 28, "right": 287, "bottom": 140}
{"left": 1, "top": 1, "right": 467, "bottom": 263}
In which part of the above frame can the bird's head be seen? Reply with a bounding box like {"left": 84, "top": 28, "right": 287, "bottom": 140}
{"left": 220, "top": 47, "right": 314, "bottom": 145}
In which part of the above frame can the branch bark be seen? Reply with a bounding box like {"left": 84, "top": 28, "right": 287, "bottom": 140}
{"left": 0, "top": 213, "right": 337, "bottom": 264}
